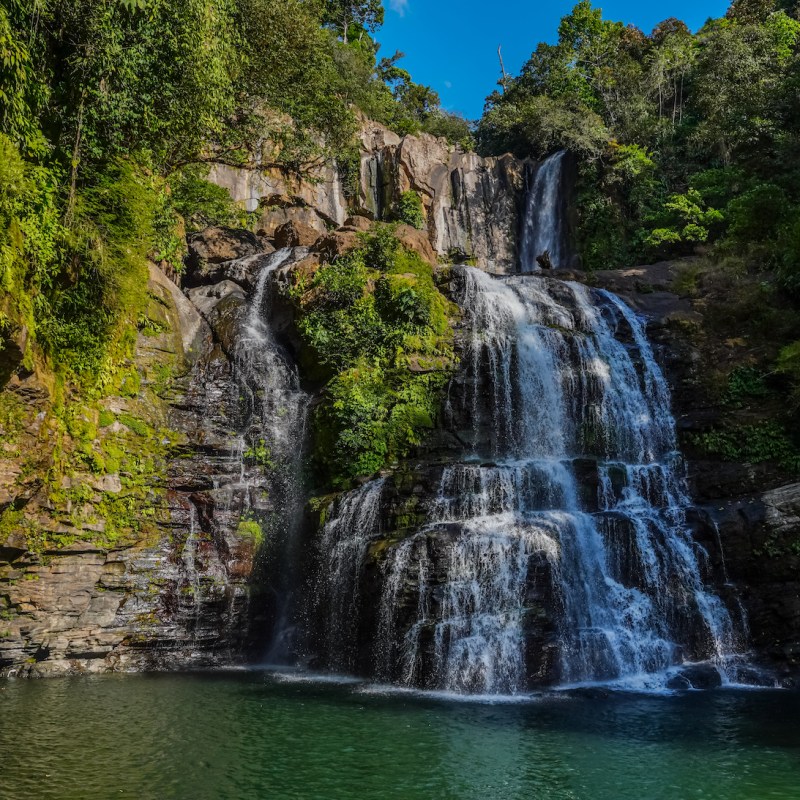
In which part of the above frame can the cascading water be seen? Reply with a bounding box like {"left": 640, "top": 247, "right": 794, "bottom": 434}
{"left": 316, "top": 267, "right": 748, "bottom": 694}
{"left": 315, "top": 480, "right": 386, "bottom": 673}
{"left": 519, "top": 151, "right": 565, "bottom": 272}
{"left": 229, "top": 248, "right": 311, "bottom": 660}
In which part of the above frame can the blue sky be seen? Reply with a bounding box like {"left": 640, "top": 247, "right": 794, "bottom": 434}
{"left": 378, "top": 0, "right": 732, "bottom": 119}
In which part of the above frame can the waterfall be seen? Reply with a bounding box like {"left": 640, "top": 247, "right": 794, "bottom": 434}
{"left": 519, "top": 151, "right": 565, "bottom": 272}
{"left": 316, "top": 266, "right": 747, "bottom": 693}
{"left": 230, "top": 248, "right": 311, "bottom": 661}
{"left": 316, "top": 479, "right": 386, "bottom": 673}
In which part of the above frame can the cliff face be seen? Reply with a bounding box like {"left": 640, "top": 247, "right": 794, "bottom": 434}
{"left": 2, "top": 124, "right": 799, "bottom": 683}
{"left": 210, "top": 121, "right": 525, "bottom": 274}
{"left": 0, "top": 264, "right": 262, "bottom": 676}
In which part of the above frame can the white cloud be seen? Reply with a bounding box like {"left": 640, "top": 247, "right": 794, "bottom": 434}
{"left": 444, "top": 81, "right": 453, "bottom": 89}
{"left": 390, "top": 0, "right": 409, "bottom": 15}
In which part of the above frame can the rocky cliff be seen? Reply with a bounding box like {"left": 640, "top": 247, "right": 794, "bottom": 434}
{"left": 2, "top": 124, "right": 798, "bottom": 684}
{"left": 0, "top": 263, "right": 260, "bottom": 676}
{"left": 210, "top": 121, "right": 525, "bottom": 273}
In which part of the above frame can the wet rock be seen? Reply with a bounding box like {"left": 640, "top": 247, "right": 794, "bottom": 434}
{"left": 667, "top": 664, "right": 723, "bottom": 690}
{"left": 204, "top": 251, "right": 279, "bottom": 293}
{"left": 0, "top": 322, "right": 28, "bottom": 387}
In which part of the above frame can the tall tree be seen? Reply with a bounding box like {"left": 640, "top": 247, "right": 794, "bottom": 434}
{"left": 323, "top": 0, "right": 384, "bottom": 44}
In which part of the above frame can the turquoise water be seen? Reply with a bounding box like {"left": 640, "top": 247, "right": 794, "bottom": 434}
{"left": 1, "top": 671, "right": 798, "bottom": 800}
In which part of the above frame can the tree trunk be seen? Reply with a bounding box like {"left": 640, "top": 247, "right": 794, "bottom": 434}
{"left": 65, "top": 93, "right": 86, "bottom": 227}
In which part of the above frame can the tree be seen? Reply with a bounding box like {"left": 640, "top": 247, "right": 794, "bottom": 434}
{"left": 691, "top": 14, "right": 800, "bottom": 163}
{"left": 323, "top": 0, "right": 384, "bottom": 44}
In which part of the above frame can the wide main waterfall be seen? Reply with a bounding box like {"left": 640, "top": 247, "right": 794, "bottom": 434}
{"left": 314, "top": 266, "right": 748, "bottom": 694}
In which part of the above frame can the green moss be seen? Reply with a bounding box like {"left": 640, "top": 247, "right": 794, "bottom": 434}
{"left": 243, "top": 439, "right": 274, "bottom": 470}
{"left": 0, "top": 392, "right": 27, "bottom": 448}
{"left": 690, "top": 422, "right": 800, "bottom": 473}
{"left": 117, "top": 369, "right": 142, "bottom": 398}
{"left": 117, "top": 413, "right": 152, "bottom": 438}
{"left": 0, "top": 507, "right": 24, "bottom": 540}
{"left": 287, "top": 227, "right": 457, "bottom": 488}
{"left": 236, "top": 517, "right": 265, "bottom": 547}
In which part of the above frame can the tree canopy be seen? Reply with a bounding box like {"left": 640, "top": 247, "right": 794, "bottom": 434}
{"left": 478, "top": 0, "right": 800, "bottom": 278}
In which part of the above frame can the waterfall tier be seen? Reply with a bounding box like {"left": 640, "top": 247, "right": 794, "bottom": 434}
{"left": 519, "top": 152, "right": 566, "bottom": 272}
{"left": 230, "top": 249, "right": 310, "bottom": 661}
{"left": 315, "top": 267, "right": 748, "bottom": 694}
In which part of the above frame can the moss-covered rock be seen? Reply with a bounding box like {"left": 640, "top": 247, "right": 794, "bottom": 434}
{"left": 285, "top": 226, "right": 459, "bottom": 489}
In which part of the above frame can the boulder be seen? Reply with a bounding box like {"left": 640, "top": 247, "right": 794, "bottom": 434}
{"left": 666, "top": 664, "right": 723, "bottom": 690}
{"left": 185, "top": 281, "right": 247, "bottom": 355}
{"left": 214, "top": 251, "right": 279, "bottom": 293}
{"left": 394, "top": 224, "right": 438, "bottom": 266}
{"left": 275, "top": 254, "right": 322, "bottom": 292}
{"left": 274, "top": 220, "right": 322, "bottom": 249}
{"left": 257, "top": 204, "right": 328, "bottom": 240}
{"left": 187, "top": 226, "right": 261, "bottom": 266}
{"left": 342, "top": 215, "right": 372, "bottom": 232}
{"left": 314, "top": 230, "right": 360, "bottom": 262}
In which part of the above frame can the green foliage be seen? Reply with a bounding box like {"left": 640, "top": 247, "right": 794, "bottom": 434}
{"left": 420, "top": 111, "right": 475, "bottom": 149}
{"left": 236, "top": 516, "right": 265, "bottom": 546}
{"left": 476, "top": 2, "right": 800, "bottom": 274}
{"left": 724, "top": 366, "right": 770, "bottom": 406}
{"left": 691, "top": 422, "right": 800, "bottom": 473}
{"left": 776, "top": 341, "right": 800, "bottom": 408}
{"left": 243, "top": 439, "right": 274, "bottom": 469}
{"left": 168, "top": 165, "right": 243, "bottom": 233}
{"left": 393, "top": 191, "right": 425, "bottom": 230}
{"left": 643, "top": 189, "right": 724, "bottom": 255}
{"left": 480, "top": 93, "right": 608, "bottom": 160}
{"left": 288, "top": 229, "right": 455, "bottom": 487}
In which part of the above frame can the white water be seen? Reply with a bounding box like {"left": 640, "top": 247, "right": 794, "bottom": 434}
{"left": 319, "top": 267, "right": 748, "bottom": 694}
{"left": 520, "top": 151, "right": 565, "bottom": 272}
{"left": 236, "top": 248, "right": 309, "bottom": 465}
{"left": 317, "top": 479, "right": 386, "bottom": 672}
{"left": 229, "top": 248, "right": 311, "bottom": 661}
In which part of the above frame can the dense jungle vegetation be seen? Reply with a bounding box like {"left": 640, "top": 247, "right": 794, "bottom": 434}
{"left": 287, "top": 227, "right": 456, "bottom": 487}
{"left": 478, "top": 0, "right": 800, "bottom": 280}
{"left": 0, "top": 0, "right": 467, "bottom": 392}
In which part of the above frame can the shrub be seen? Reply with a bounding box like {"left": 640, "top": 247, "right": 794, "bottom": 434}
{"left": 394, "top": 191, "right": 425, "bottom": 229}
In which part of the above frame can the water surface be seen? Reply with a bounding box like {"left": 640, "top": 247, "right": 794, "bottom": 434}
{"left": 1, "top": 672, "right": 798, "bottom": 800}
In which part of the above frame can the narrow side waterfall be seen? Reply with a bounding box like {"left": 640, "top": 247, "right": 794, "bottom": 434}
{"left": 519, "top": 151, "right": 566, "bottom": 272}
{"left": 230, "top": 248, "right": 310, "bottom": 660}
{"left": 315, "top": 267, "right": 748, "bottom": 694}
